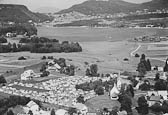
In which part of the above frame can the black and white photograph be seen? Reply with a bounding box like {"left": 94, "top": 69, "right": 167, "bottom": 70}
{"left": 0, "top": 0, "right": 168, "bottom": 115}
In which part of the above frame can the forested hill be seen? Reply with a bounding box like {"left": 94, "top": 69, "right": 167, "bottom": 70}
{"left": 58, "top": 0, "right": 138, "bottom": 15}
{"left": 58, "top": 0, "right": 168, "bottom": 15}
{"left": 141, "top": 0, "right": 168, "bottom": 11}
{"left": 0, "top": 4, "right": 53, "bottom": 23}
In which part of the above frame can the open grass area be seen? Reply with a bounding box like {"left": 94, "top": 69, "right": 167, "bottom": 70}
{"left": 86, "top": 93, "right": 121, "bottom": 112}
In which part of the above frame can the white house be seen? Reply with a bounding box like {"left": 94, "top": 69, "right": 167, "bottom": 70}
{"left": 21, "top": 70, "right": 36, "bottom": 80}
{"left": 75, "top": 103, "right": 88, "bottom": 115}
{"left": 56, "top": 109, "right": 68, "bottom": 115}
{"left": 27, "top": 100, "right": 40, "bottom": 112}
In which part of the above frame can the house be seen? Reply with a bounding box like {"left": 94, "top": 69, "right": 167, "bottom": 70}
{"left": 27, "top": 100, "right": 40, "bottom": 112}
{"left": 158, "top": 91, "right": 168, "bottom": 100}
{"left": 75, "top": 103, "right": 88, "bottom": 115}
{"left": 21, "top": 70, "right": 36, "bottom": 80}
{"left": 56, "top": 109, "right": 68, "bottom": 115}
{"left": 148, "top": 96, "right": 161, "bottom": 107}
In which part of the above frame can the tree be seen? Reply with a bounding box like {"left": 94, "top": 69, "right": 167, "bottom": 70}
{"left": 7, "top": 110, "right": 14, "bottom": 115}
{"left": 136, "top": 96, "right": 149, "bottom": 115}
{"left": 41, "top": 56, "right": 46, "bottom": 60}
{"left": 68, "top": 108, "right": 77, "bottom": 115}
{"left": 135, "top": 53, "right": 140, "bottom": 58}
{"left": 164, "top": 58, "right": 168, "bottom": 72}
{"left": 94, "top": 86, "right": 104, "bottom": 95}
{"left": 146, "top": 59, "right": 151, "bottom": 71}
{"left": 137, "top": 61, "right": 147, "bottom": 77}
{"left": 85, "top": 68, "right": 91, "bottom": 76}
{"left": 50, "top": 109, "right": 55, "bottom": 115}
{"left": 90, "top": 64, "right": 98, "bottom": 77}
{"left": 0, "top": 75, "right": 7, "bottom": 84}
{"left": 0, "top": 37, "right": 7, "bottom": 43}
{"left": 141, "top": 54, "right": 146, "bottom": 60}
{"left": 154, "top": 73, "right": 160, "bottom": 81}
{"left": 76, "top": 95, "right": 85, "bottom": 104}
{"left": 119, "top": 94, "right": 132, "bottom": 114}
{"left": 68, "top": 65, "right": 75, "bottom": 76}
{"left": 28, "top": 110, "right": 33, "bottom": 115}
{"left": 139, "top": 80, "right": 150, "bottom": 91}
{"left": 12, "top": 43, "right": 17, "bottom": 52}
{"left": 154, "top": 79, "right": 167, "bottom": 90}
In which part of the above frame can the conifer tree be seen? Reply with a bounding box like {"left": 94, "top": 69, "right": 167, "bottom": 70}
{"left": 164, "top": 58, "right": 168, "bottom": 72}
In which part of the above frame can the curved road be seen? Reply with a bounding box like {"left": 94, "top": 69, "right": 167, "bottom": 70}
{"left": 130, "top": 44, "right": 142, "bottom": 57}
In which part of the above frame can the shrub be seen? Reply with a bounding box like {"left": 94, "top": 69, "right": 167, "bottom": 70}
{"left": 135, "top": 53, "right": 140, "bottom": 58}
{"left": 41, "top": 71, "right": 50, "bottom": 77}
{"left": 0, "top": 37, "right": 7, "bottom": 43}
{"left": 123, "top": 58, "right": 129, "bottom": 61}
{"left": 95, "top": 86, "right": 104, "bottom": 95}
{"left": 41, "top": 56, "right": 46, "bottom": 60}
{"left": 18, "top": 56, "right": 26, "bottom": 60}
{"left": 0, "top": 75, "right": 7, "bottom": 84}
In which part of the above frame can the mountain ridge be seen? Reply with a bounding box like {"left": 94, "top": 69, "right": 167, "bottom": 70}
{"left": 0, "top": 4, "right": 53, "bottom": 23}
{"left": 58, "top": 0, "right": 168, "bottom": 15}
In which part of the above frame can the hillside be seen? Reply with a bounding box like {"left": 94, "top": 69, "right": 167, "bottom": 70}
{"left": 141, "top": 0, "right": 168, "bottom": 11}
{"left": 58, "top": 0, "right": 138, "bottom": 15}
{"left": 58, "top": 0, "right": 168, "bottom": 15}
{"left": 0, "top": 4, "right": 53, "bottom": 23}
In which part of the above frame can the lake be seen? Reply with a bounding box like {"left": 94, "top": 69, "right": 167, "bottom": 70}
{"left": 37, "top": 27, "right": 168, "bottom": 42}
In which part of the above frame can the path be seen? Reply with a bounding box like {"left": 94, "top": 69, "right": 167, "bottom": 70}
{"left": 130, "top": 45, "right": 141, "bottom": 57}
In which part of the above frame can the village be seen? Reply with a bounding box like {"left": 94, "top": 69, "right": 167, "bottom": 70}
{"left": 0, "top": 53, "right": 168, "bottom": 115}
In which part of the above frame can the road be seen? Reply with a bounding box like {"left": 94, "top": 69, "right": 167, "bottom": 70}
{"left": 130, "top": 45, "right": 141, "bottom": 57}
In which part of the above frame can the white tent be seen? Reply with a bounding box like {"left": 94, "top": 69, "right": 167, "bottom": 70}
{"left": 56, "top": 109, "right": 68, "bottom": 115}
{"left": 110, "top": 83, "right": 120, "bottom": 100}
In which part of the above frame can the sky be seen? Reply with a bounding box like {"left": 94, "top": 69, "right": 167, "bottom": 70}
{"left": 0, "top": 0, "right": 152, "bottom": 11}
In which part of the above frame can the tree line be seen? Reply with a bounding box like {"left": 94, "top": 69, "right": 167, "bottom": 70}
{"left": 0, "top": 23, "right": 37, "bottom": 36}
{"left": 0, "top": 37, "right": 82, "bottom": 53}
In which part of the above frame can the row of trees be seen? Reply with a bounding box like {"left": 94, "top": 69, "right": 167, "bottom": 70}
{"left": 0, "top": 23, "right": 37, "bottom": 36}
{"left": 0, "top": 41, "right": 82, "bottom": 53}
{"left": 19, "top": 37, "right": 59, "bottom": 43}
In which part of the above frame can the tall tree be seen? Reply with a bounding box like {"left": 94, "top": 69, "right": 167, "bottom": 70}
{"left": 51, "top": 109, "right": 55, "bottom": 115}
{"left": 90, "top": 64, "right": 98, "bottom": 77}
{"left": 12, "top": 43, "right": 17, "bottom": 52}
{"left": 0, "top": 75, "right": 7, "bottom": 84}
{"left": 164, "top": 58, "right": 168, "bottom": 72}
{"left": 146, "top": 59, "right": 151, "bottom": 71}
{"left": 137, "top": 61, "right": 147, "bottom": 77}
